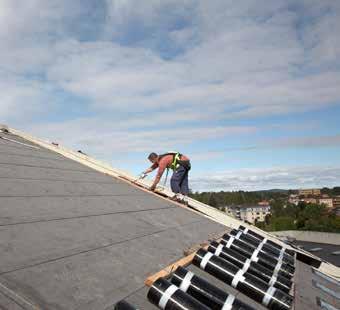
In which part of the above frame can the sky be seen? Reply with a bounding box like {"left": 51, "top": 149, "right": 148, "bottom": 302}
{"left": 1, "top": 0, "right": 340, "bottom": 191}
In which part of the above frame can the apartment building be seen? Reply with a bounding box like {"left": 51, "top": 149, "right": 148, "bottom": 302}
{"left": 333, "top": 196, "right": 340, "bottom": 216}
{"left": 298, "top": 188, "right": 321, "bottom": 196}
{"left": 318, "top": 197, "right": 334, "bottom": 209}
{"left": 288, "top": 194, "right": 300, "bottom": 205}
{"left": 333, "top": 196, "right": 340, "bottom": 207}
{"left": 300, "top": 197, "right": 318, "bottom": 204}
{"left": 225, "top": 204, "right": 271, "bottom": 224}
{"left": 289, "top": 192, "right": 335, "bottom": 209}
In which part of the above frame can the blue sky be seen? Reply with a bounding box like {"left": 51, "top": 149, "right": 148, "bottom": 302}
{"left": 1, "top": 0, "right": 340, "bottom": 191}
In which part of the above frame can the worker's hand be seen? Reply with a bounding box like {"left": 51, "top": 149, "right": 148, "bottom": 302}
{"left": 150, "top": 184, "right": 156, "bottom": 192}
{"left": 139, "top": 172, "right": 147, "bottom": 179}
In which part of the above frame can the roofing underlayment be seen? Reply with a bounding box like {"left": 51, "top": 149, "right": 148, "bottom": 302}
{"left": 0, "top": 126, "right": 339, "bottom": 310}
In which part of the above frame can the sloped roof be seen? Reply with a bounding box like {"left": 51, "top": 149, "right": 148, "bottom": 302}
{"left": 0, "top": 129, "right": 228, "bottom": 309}
{"left": 0, "top": 126, "right": 339, "bottom": 310}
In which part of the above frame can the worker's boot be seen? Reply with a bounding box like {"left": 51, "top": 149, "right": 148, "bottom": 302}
{"left": 182, "top": 196, "right": 188, "bottom": 206}
{"left": 170, "top": 193, "right": 183, "bottom": 203}
{"left": 171, "top": 194, "right": 188, "bottom": 205}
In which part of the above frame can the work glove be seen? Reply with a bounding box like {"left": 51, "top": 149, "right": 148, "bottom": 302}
{"left": 139, "top": 172, "right": 147, "bottom": 179}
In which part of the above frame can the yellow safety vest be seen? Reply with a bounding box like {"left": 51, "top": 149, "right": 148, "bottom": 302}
{"left": 170, "top": 152, "right": 181, "bottom": 170}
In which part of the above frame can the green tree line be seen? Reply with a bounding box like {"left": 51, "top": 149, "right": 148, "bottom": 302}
{"left": 258, "top": 201, "right": 340, "bottom": 233}
{"left": 189, "top": 189, "right": 340, "bottom": 233}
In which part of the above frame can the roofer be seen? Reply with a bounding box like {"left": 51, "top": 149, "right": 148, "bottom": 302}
{"left": 142, "top": 152, "right": 191, "bottom": 203}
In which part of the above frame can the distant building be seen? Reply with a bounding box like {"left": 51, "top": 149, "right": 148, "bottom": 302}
{"left": 225, "top": 204, "right": 271, "bottom": 224}
{"left": 318, "top": 197, "right": 334, "bottom": 209}
{"left": 337, "top": 209, "right": 340, "bottom": 217}
{"left": 333, "top": 196, "right": 340, "bottom": 216}
{"left": 333, "top": 196, "right": 340, "bottom": 207}
{"left": 301, "top": 197, "right": 317, "bottom": 204}
{"left": 289, "top": 192, "right": 337, "bottom": 210}
{"left": 225, "top": 206, "right": 240, "bottom": 218}
{"left": 298, "top": 188, "right": 321, "bottom": 196}
{"left": 258, "top": 200, "right": 270, "bottom": 206}
{"left": 288, "top": 194, "right": 299, "bottom": 205}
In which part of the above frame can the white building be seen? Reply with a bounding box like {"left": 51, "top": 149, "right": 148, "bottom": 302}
{"left": 288, "top": 194, "right": 299, "bottom": 205}
{"left": 298, "top": 188, "right": 321, "bottom": 196}
{"left": 225, "top": 204, "right": 271, "bottom": 224}
{"left": 318, "top": 197, "right": 334, "bottom": 209}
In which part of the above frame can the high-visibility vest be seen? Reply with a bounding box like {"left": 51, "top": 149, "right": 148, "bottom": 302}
{"left": 159, "top": 152, "right": 182, "bottom": 170}
{"left": 170, "top": 152, "right": 181, "bottom": 170}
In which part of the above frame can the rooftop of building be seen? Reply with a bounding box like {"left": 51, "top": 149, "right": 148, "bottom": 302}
{"left": 226, "top": 204, "right": 271, "bottom": 210}
{"left": 291, "top": 241, "right": 340, "bottom": 267}
{"left": 0, "top": 126, "right": 339, "bottom": 310}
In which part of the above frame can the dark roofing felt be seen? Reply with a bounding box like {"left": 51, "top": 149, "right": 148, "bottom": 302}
{"left": 1, "top": 131, "right": 339, "bottom": 310}
{"left": 0, "top": 132, "right": 226, "bottom": 309}
{"left": 293, "top": 241, "right": 340, "bottom": 267}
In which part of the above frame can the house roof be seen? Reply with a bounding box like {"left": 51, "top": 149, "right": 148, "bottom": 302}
{"left": 292, "top": 241, "right": 340, "bottom": 267}
{"left": 0, "top": 126, "right": 339, "bottom": 310}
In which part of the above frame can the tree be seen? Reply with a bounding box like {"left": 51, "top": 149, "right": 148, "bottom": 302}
{"left": 208, "top": 194, "right": 218, "bottom": 208}
{"left": 269, "top": 216, "right": 296, "bottom": 231}
{"left": 190, "top": 189, "right": 340, "bottom": 233}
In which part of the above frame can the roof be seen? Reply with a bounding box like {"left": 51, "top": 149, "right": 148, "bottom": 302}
{"left": 292, "top": 241, "right": 340, "bottom": 267}
{"left": 227, "top": 204, "right": 270, "bottom": 210}
{"left": 0, "top": 130, "right": 227, "bottom": 309}
{"left": 0, "top": 126, "right": 339, "bottom": 310}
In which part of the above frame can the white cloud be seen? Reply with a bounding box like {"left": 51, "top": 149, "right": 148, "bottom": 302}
{"left": 45, "top": 1, "right": 340, "bottom": 119}
{"left": 300, "top": 1, "right": 340, "bottom": 68}
{"left": 28, "top": 118, "right": 256, "bottom": 160}
{"left": 1, "top": 0, "right": 340, "bottom": 123}
{"left": 103, "top": 0, "right": 195, "bottom": 42}
{"left": 191, "top": 166, "right": 340, "bottom": 191}
{"left": 0, "top": 0, "right": 340, "bottom": 188}
{"left": 220, "top": 134, "right": 340, "bottom": 152}
{"left": 0, "top": 74, "right": 56, "bottom": 121}
{"left": 0, "top": 0, "right": 95, "bottom": 120}
{"left": 268, "top": 134, "right": 340, "bottom": 148}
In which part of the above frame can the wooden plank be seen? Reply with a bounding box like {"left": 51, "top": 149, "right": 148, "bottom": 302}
{"left": 0, "top": 281, "right": 41, "bottom": 310}
{"left": 144, "top": 247, "right": 206, "bottom": 287}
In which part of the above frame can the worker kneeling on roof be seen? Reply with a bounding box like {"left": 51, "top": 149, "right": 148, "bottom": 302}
{"left": 142, "top": 152, "right": 191, "bottom": 203}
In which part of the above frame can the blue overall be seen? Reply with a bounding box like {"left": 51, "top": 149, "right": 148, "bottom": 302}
{"left": 170, "top": 165, "right": 189, "bottom": 195}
